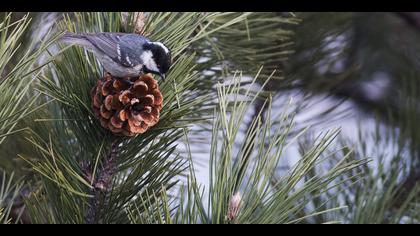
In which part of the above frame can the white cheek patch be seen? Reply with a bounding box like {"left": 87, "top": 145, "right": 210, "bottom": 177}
{"left": 141, "top": 50, "right": 158, "bottom": 72}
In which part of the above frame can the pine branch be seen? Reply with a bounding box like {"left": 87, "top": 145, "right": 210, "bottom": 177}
{"left": 85, "top": 139, "right": 119, "bottom": 224}
{"left": 21, "top": 12, "right": 260, "bottom": 224}
{"left": 0, "top": 171, "right": 24, "bottom": 224}
{"left": 9, "top": 12, "right": 418, "bottom": 224}
{"left": 0, "top": 13, "right": 58, "bottom": 145}
{"left": 136, "top": 72, "right": 369, "bottom": 224}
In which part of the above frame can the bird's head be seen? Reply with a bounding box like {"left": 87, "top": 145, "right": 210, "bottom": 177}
{"left": 142, "top": 42, "right": 172, "bottom": 81}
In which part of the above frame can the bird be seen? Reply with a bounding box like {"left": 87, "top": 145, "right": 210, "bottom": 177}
{"left": 60, "top": 32, "right": 172, "bottom": 81}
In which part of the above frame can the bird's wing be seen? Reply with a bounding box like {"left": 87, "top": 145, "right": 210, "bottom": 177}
{"left": 118, "top": 34, "right": 150, "bottom": 66}
{"left": 81, "top": 33, "right": 134, "bottom": 67}
{"left": 65, "top": 33, "right": 149, "bottom": 68}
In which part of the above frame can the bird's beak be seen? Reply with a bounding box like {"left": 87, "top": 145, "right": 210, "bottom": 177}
{"left": 159, "top": 73, "right": 166, "bottom": 82}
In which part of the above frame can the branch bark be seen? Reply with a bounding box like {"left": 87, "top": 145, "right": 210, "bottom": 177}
{"left": 85, "top": 140, "right": 119, "bottom": 224}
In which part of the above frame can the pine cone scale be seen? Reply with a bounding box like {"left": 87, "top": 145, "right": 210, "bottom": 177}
{"left": 91, "top": 73, "right": 163, "bottom": 136}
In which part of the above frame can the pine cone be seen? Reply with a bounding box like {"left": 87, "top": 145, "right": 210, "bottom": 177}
{"left": 91, "top": 73, "right": 163, "bottom": 136}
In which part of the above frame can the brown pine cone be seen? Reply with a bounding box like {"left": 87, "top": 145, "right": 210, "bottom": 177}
{"left": 91, "top": 73, "right": 163, "bottom": 136}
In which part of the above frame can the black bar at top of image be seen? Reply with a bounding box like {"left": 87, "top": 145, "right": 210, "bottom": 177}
{"left": 0, "top": 0, "right": 419, "bottom": 12}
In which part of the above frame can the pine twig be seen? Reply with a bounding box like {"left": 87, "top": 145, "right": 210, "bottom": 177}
{"left": 85, "top": 140, "right": 119, "bottom": 224}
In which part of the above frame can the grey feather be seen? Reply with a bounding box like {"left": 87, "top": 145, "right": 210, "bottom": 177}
{"left": 61, "top": 32, "right": 94, "bottom": 49}
{"left": 61, "top": 32, "right": 149, "bottom": 67}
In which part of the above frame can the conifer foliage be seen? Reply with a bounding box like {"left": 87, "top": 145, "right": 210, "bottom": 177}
{"left": 0, "top": 12, "right": 418, "bottom": 224}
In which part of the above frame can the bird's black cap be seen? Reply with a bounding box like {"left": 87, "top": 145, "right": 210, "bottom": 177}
{"left": 143, "top": 42, "right": 172, "bottom": 76}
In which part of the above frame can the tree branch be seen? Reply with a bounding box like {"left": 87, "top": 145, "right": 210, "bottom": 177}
{"left": 85, "top": 140, "right": 119, "bottom": 224}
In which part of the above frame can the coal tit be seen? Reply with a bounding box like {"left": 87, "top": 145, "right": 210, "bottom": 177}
{"left": 61, "top": 32, "right": 172, "bottom": 81}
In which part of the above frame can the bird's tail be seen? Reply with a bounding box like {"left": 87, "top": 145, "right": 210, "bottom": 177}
{"left": 60, "top": 32, "right": 92, "bottom": 48}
